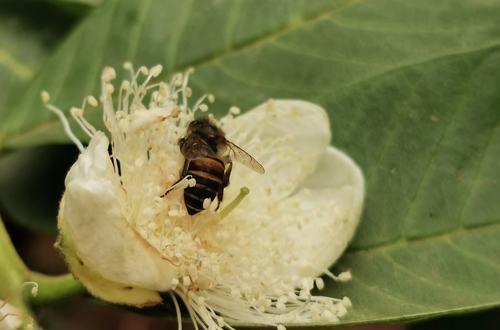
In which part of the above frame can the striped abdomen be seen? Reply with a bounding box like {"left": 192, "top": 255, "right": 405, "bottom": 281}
{"left": 184, "top": 157, "right": 224, "bottom": 215}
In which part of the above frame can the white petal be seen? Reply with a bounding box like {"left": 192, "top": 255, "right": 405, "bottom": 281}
{"left": 223, "top": 99, "right": 330, "bottom": 201}
{"left": 57, "top": 209, "right": 162, "bottom": 307}
{"left": 275, "top": 146, "right": 365, "bottom": 277}
{"left": 60, "top": 132, "right": 177, "bottom": 291}
{"left": 0, "top": 301, "right": 22, "bottom": 330}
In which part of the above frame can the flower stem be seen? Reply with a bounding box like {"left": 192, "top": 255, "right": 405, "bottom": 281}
{"left": 28, "top": 272, "right": 84, "bottom": 305}
{"left": 0, "top": 216, "right": 84, "bottom": 329}
{"left": 0, "top": 217, "right": 27, "bottom": 284}
{"left": 0, "top": 216, "right": 33, "bottom": 329}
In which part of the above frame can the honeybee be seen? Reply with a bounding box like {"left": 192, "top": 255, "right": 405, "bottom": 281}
{"left": 174, "top": 117, "right": 265, "bottom": 215}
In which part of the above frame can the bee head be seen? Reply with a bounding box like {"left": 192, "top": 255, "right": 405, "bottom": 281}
{"left": 187, "top": 117, "right": 224, "bottom": 139}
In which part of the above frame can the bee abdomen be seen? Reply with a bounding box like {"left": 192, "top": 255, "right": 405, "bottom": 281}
{"left": 184, "top": 157, "right": 224, "bottom": 215}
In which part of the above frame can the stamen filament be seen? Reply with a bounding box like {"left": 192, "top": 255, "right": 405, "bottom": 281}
{"left": 169, "top": 292, "right": 183, "bottom": 330}
{"left": 43, "top": 103, "right": 84, "bottom": 152}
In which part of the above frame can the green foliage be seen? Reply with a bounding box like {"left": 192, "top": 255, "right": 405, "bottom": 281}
{"left": 0, "top": 0, "right": 499, "bottom": 327}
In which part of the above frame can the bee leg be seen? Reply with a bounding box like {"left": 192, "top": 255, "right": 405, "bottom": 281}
{"left": 223, "top": 162, "right": 233, "bottom": 188}
{"left": 161, "top": 159, "right": 190, "bottom": 198}
{"left": 216, "top": 162, "right": 232, "bottom": 210}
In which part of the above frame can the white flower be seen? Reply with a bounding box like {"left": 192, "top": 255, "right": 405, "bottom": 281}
{"left": 42, "top": 64, "right": 364, "bottom": 329}
{"left": 0, "top": 282, "right": 38, "bottom": 330}
{"left": 0, "top": 300, "right": 22, "bottom": 330}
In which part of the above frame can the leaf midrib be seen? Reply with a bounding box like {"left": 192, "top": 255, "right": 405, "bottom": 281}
{"left": 347, "top": 220, "right": 500, "bottom": 256}
{"left": 5, "top": 39, "right": 500, "bottom": 150}
{"left": 173, "top": 0, "right": 366, "bottom": 73}
{"left": 5, "top": 0, "right": 500, "bottom": 147}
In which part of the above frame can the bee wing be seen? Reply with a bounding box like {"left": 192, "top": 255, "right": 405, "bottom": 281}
{"left": 180, "top": 135, "right": 216, "bottom": 159}
{"left": 226, "top": 140, "right": 265, "bottom": 174}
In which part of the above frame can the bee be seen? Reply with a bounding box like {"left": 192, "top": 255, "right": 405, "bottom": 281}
{"left": 172, "top": 117, "right": 265, "bottom": 215}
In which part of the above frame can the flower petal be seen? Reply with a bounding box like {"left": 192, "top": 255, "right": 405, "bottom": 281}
{"left": 274, "top": 146, "right": 365, "bottom": 277}
{"left": 57, "top": 208, "right": 162, "bottom": 307}
{"left": 223, "top": 99, "right": 331, "bottom": 201}
{"left": 60, "top": 132, "right": 177, "bottom": 291}
{"left": 0, "top": 300, "right": 22, "bottom": 330}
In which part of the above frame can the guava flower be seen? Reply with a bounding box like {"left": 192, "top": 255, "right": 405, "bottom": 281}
{"left": 0, "top": 282, "right": 38, "bottom": 330}
{"left": 0, "top": 300, "right": 22, "bottom": 330}
{"left": 41, "top": 64, "right": 364, "bottom": 329}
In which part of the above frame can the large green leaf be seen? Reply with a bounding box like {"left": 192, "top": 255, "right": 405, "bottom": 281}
{"left": 0, "top": 2, "right": 84, "bottom": 233}
{"left": 0, "top": 4, "right": 44, "bottom": 113}
{"left": 0, "top": 2, "right": 80, "bottom": 113}
{"left": 1, "top": 0, "right": 500, "bottom": 326}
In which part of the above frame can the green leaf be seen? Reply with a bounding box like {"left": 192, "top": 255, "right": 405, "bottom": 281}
{"left": 48, "top": 0, "right": 102, "bottom": 6}
{"left": 0, "top": 2, "right": 85, "bottom": 233}
{"left": 0, "top": 5, "right": 43, "bottom": 114}
{"left": 44, "top": 0, "right": 102, "bottom": 17}
{"left": 0, "top": 1, "right": 83, "bottom": 142}
{"left": 2, "top": 0, "right": 500, "bottom": 326}
{"left": 0, "top": 145, "right": 78, "bottom": 234}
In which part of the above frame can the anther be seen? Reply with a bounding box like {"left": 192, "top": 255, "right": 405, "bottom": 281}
{"left": 70, "top": 107, "right": 83, "bottom": 117}
{"left": 40, "top": 91, "right": 50, "bottom": 103}
{"left": 341, "top": 296, "right": 352, "bottom": 308}
{"left": 123, "top": 62, "right": 133, "bottom": 70}
{"left": 87, "top": 96, "right": 98, "bottom": 107}
{"left": 150, "top": 64, "right": 163, "bottom": 77}
{"left": 315, "top": 278, "right": 325, "bottom": 290}
{"left": 337, "top": 271, "right": 352, "bottom": 282}
{"left": 229, "top": 106, "right": 241, "bottom": 115}
{"left": 182, "top": 276, "right": 191, "bottom": 287}
{"left": 121, "top": 80, "right": 131, "bottom": 91}
{"left": 101, "top": 67, "right": 116, "bottom": 81}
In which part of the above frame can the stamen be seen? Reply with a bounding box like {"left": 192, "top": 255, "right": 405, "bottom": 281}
{"left": 41, "top": 92, "right": 84, "bottom": 152}
{"left": 101, "top": 66, "right": 116, "bottom": 82}
{"left": 87, "top": 95, "right": 99, "bottom": 107}
{"left": 119, "top": 80, "right": 131, "bottom": 113}
{"left": 40, "top": 90, "right": 50, "bottom": 103}
{"left": 70, "top": 107, "right": 93, "bottom": 138}
{"left": 229, "top": 106, "right": 240, "bottom": 115}
{"left": 181, "top": 69, "right": 192, "bottom": 108}
{"left": 123, "top": 61, "right": 133, "bottom": 71}
{"left": 161, "top": 176, "right": 195, "bottom": 198}
{"left": 323, "top": 269, "right": 352, "bottom": 283}
{"left": 192, "top": 94, "right": 210, "bottom": 114}
{"left": 150, "top": 64, "right": 163, "bottom": 78}
{"left": 169, "top": 292, "right": 183, "bottom": 330}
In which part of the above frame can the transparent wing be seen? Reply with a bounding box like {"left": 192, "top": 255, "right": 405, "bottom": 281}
{"left": 226, "top": 140, "right": 265, "bottom": 174}
{"left": 180, "top": 135, "right": 216, "bottom": 159}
